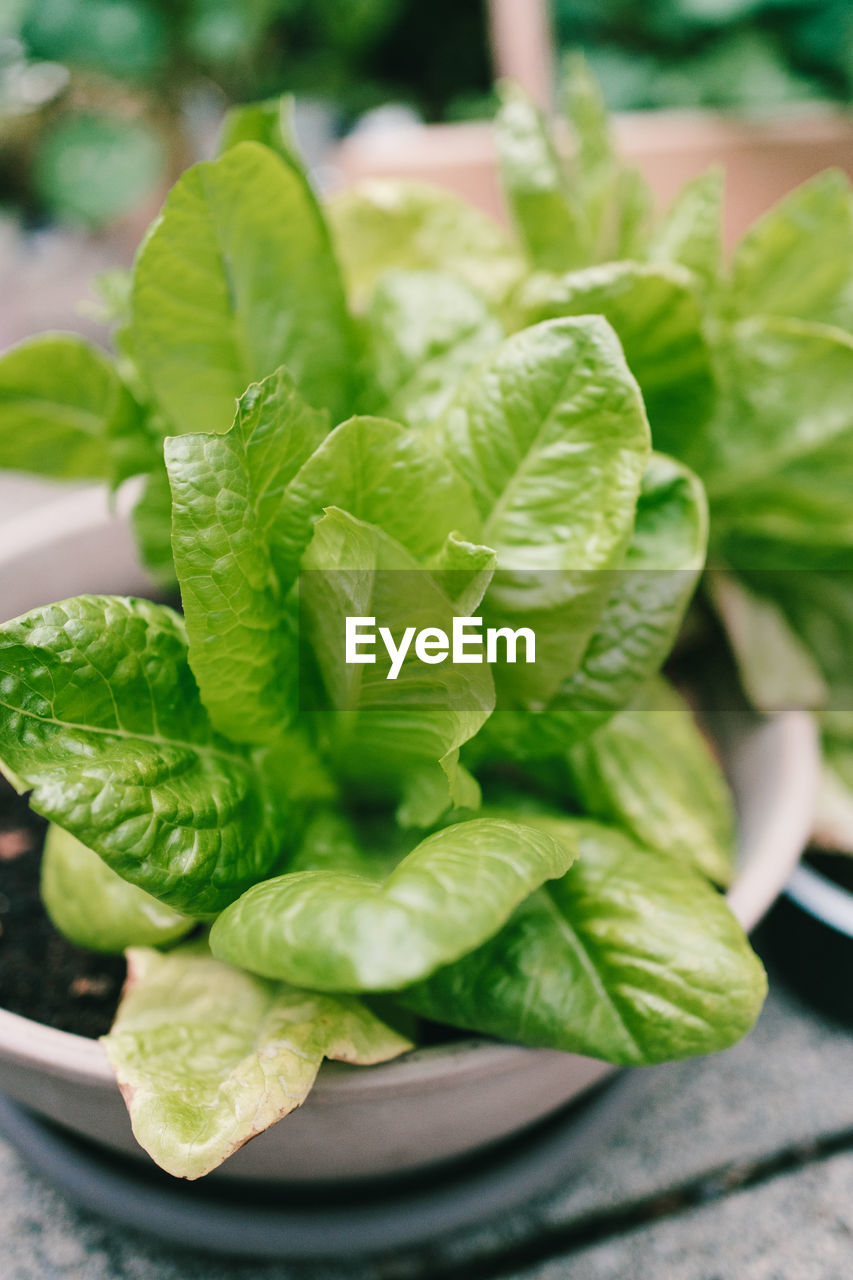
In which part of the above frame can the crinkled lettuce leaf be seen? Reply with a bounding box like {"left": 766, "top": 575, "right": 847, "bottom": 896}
{"left": 475, "top": 452, "right": 707, "bottom": 758}
{"left": 545, "top": 453, "right": 707, "bottom": 738}
{"left": 401, "top": 819, "right": 766, "bottom": 1066}
{"left": 274, "top": 414, "right": 482, "bottom": 582}
{"left": 692, "top": 317, "right": 853, "bottom": 555}
{"left": 430, "top": 531, "right": 497, "bottom": 616}
{"left": 519, "top": 260, "right": 714, "bottom": 458}
{"left": 432, "top": 316, "right": 650, "bottom": 706}
{"left": 102, "top": 943, "right": 412, "bottom": 1179}
{"left": 0, "top": 596, "right": 288, "bottom": 915}
{"left": 210, "top": 817, "right": 575, "bottom": 990}
{"left": 166, "top": 368, "right": 328, "bottom": 745}
{"left": 299, "top": 507, "right": 495, "bottom": 802}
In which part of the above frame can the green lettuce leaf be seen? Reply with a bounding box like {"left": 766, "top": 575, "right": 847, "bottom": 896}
{"left": 561, "top": 50, "right": 612, "bottom": 177}
{"left": 274, "top": 414, "right": 482, "bottom": 580}
{"left": 299, "top": 508, "right": 495, "bottom": 799}
{"left": 0, "top": 596, "right": 287, "bottom": 915}
{"left": 430, "top": 531, "right": 497, "bottom": 615}
{"left": 287, "top": 810, "right": 400, "bottom": 877}
{"left": 560, "top": 52, "right": 653, "bottom": 262}
{"left": 210, "top": 817, "right": 576, "bottom": 990}
{"left": 41, "top": 824, "right": 193, "bottom": 953}
{"left": 166, "top": 368, "right": 328, "bottom": 745}
{"left": 402, "top": 820, "right": 766, "bottom": 1065}
{"left": 0, "top": 334, "right": 143, "bottom": 483}
{"left": 432, "top": 317, "right": 650, "bottom": 704}
{"left": 564, "top": 677, "right": 735, "bottom": 885}
{"left": 102, "top": 943, "right": 412, "bottom": 1179}
{"left": 708, "top": 571, "right": 829, "bottom": 714}
{"left": 495, "top": 82, "right": 586, "bottom": 273}
{"left": 729, "top": 170, "right": 853, "bottom": 330}
{"left": 396, "top": 759, "right": 481, "bottom": 830}
{"left": 495, "top": 58, "right": 650, "bottom": 272}
{"left": 519, "top": 261, "right": 714, "bottom": 458}
{"left": 735, "top": 569, "right": 853, "bottom": 706}
{"left": 327, "top": 178, "right": 524, "bottom": 312}
{"left": 132, "top": 142, "right": 354, "bottom": 433}
{"left": 217, "top": 94, "right": 301, "bottom": 166}
{"left": 647, "top": 167, "right": 724, "bottom": 293}
{"left": 361, "top": 270, "right": 504, "bottom": 428}
{"left": 550, "top": 453, "right": 706, "bottom": 736}
{"left": 484, "top": 453, "right": 707, "bottom": 758}
{"left": 696, "top": 317, "right": 853, "bottom": 556}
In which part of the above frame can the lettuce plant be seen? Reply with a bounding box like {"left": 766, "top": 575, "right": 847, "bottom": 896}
{"left": 0, "top": 80, "right": 770, "bottom": 1180}
{"left": 487, "top": 58, "right": 853, "bottom": 857}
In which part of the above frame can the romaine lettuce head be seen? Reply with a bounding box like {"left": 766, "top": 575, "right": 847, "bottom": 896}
{"left": 0, "top": 64, "right": 783, "bottom": 1179}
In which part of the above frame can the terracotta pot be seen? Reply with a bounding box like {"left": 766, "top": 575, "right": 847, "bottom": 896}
{"left": 0, "top": 487, "right": 819, "bottom": 1183}
{"left": 331, "top": 106, "right": 853, "bottom": 247}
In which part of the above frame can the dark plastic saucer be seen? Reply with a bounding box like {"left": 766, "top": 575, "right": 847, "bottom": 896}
{"left": 0, "top": 1073, "right": 636, "bottom": 1260}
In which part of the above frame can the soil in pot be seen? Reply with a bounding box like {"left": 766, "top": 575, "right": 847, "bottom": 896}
{"left": 0, "top": 777, "right": 125, "bottom": 1037}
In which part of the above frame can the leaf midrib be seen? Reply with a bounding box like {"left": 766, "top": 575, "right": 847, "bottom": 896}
{"left": 0, "top": 697, "right": 247, "bottom": 769}
{"left": 540, "top": 885, "right": 643, "bottom": 1059}
{"left": 479, "top": 348, "right": 642, "bottom": 551}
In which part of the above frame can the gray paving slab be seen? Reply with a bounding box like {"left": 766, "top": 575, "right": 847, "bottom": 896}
{"left": 516, "top": 1148, "right": 853, "bottom": 1280}
{"left": 1, "top": 981, "right": 852, "bottom": 1280}
{"left": 542, "top": 976, "right": 853, "bottom": 1222}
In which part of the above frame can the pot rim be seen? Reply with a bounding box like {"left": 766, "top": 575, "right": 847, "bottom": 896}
{"left": 0, "top": 487, "right": 820, "bottom": 1099}
{"left": 0, "top": 484, "right": 128, "bottom": 568}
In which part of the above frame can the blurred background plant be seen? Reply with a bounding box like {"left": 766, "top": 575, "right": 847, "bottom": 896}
{"left": 0, "top": 0, "right": 493, "bottom": 232}
{"left": 2, "top": 0, "right": 851, "bottom": 235}
{"left": 555, "top": 0, "right": 853, "bottom": 113}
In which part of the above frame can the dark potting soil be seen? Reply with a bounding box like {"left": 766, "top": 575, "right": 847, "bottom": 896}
{"left": 0, "top": 778, "right": 125, "bottom": 1039}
